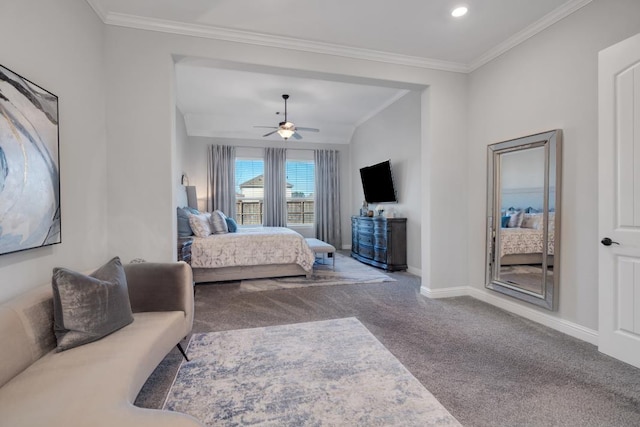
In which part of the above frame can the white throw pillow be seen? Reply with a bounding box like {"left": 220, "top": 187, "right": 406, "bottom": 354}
{"left": 522, "top": 213, "right": 543, "bottom": 230}
{"left": 189, "top": 212, "right": 212, "bottom": 237}
{"left": 507, "top": 210, "right": 524, "bottom": 228}
{"left": 210, "top": 210, "right": 229, "bottom": 234}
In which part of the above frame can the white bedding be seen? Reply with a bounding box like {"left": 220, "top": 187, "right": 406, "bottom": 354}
{"left": 500, "top": 227, "right": 555, "bottom": 256}
{"left": 190, "top": 227, "right": 315, "bottom": 272}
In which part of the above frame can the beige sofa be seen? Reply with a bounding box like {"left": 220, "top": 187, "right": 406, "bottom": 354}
{"left": 0, "top": 261, "right": 203, "bottom": 426}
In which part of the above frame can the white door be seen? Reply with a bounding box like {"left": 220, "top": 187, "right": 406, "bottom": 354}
{"left": 598, "top": 32, "right": 640, "bottom": 369}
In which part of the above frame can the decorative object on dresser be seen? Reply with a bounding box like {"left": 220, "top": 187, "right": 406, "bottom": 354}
{"left": 351, "top": 215, "right": 407, "bottom": 271}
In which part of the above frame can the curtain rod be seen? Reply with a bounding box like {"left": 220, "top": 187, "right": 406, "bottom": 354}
{"left": 213, "top": 144, "right": 326, "bottom": 152}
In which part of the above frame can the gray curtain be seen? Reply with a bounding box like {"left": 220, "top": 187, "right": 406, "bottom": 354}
{"left": 207, "top": 145, "right": 236, "bottom": 218}
{"left": 314, "top": 149, "right": 341, "bottom": 247}
{"left": 263, "top": 147, "right": 288, "bottom": 227}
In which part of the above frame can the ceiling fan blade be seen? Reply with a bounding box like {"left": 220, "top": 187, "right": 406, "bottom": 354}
{"left": 262, "top": 130, "right": 278, "bottom": 137}
{"left": 296, "top": 127, "right": 320, "bottom": 133}
{"left": 292, "top": 132, "right": 303, "bottom": 140}
{"left": 254, "top": 126, "right": 278, "bottom": 129}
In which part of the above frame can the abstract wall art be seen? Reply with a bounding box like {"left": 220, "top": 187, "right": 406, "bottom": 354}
{"left": 0, "top": 64, "right": 60, "bottom": 256}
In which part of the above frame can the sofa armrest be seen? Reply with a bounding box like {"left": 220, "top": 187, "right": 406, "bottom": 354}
{"left": 124, "top": 261, "right": 194, "bottom": 336}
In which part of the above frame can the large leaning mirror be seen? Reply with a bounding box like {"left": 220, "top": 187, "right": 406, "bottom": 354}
{"left": 486, "top": 130, "right": 561, "bottom": 310}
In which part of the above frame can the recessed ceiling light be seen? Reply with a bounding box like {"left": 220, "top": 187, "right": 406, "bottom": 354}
{"left": 451, "top": 6, "right": 468, "bottom": 17}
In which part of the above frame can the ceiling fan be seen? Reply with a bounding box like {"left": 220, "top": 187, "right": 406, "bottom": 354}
{"left": 254, "top": 94, "right": 320, "bottom": 140}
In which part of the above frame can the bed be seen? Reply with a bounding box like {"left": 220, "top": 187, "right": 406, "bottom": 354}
{"left": 189, "top": 226, "right": 316, "bottom": 283}
{"left": 499, "top": 212, "right": 555, "bottom": 266}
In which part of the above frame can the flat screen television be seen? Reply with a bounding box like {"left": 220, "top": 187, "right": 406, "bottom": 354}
{"left": 359, "top": 160, "right": 398, "bottom": 203}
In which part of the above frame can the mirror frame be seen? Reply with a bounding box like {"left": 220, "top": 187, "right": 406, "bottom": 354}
{"left": 485, "top": 130, "right": 562, "bottom": 310}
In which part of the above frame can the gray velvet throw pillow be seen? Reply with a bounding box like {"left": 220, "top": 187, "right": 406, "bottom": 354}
{"left": 52, "top": 257, "right": 134, "bottom": 352}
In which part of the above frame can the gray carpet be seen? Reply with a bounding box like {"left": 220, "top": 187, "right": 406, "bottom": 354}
{"left": 239, "top": 253, "right": 395, "bottom": 292}
{"left": 136, "top": 254, "right": 640, "bottom": 427}
{"left": 163, "top": 318, "right": 460, "bottom": 426}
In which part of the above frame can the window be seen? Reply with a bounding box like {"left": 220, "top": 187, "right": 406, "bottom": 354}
{"left": 235, "top": 157, "right": 264, "bottom": 225}
{"left": 234, "top": 149, "right": 315, "bottom": 226}
{"left": 286, "top": 159, "right": 315, "bottom": 226}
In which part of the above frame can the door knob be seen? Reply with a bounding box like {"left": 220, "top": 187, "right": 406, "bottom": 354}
{"left": 601, "top": 237, "right": 620, "bottom": 246}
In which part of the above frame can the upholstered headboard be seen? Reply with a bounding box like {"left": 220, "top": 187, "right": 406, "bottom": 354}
{"left": 178, "top": 185, "right": 198, "bottom": 210}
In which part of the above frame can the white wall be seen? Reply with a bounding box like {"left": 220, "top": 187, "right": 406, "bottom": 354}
{"left": 175, "top": 108, "right": 189, "bottom": 207}
{"left": 103, "top": 26, "right": 469, "bottom": 291}
{"left": 423, "top": 81, "right": 469, "bottom": 291}
{"left": 350, "top": 91, "right": 422, "bottom": 273}
{"left": 181, "top": 136, "right": 352, "bottom": 244}
{"left": 501, "top": 147, "right": 545, "bottom": 190}
{"left": 0, "top": 0, "right": 108, "bottom": 303}
{"left": 468, "top": 0, "right": 640, "bottom": 330}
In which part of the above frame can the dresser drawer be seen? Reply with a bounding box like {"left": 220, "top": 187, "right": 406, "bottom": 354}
{"left": 358, "top": 222, "right": 374, "bottom": 233}
{"left": 359, "top": 232, "right": 374, "bottom": 246}
{"left": 374, "top": 248, "right": 387, "bottom": 263}
{"left": 373, "top": 222, "right": 387, "bottom": 233}
{"left": 358, "top": 244, "right": 374, "bottom": 259}
{"left": 374, "top": 233, "right": 387, "bottom": 247}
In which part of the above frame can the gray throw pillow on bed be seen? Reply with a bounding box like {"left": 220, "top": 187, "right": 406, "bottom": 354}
{"left": 210, "top": 210, "right": 229, "bottom": 234}
{"left": 177, "top": 207, "right": 194, "bottom": 237}
{"left": 51, "top": 256, "right": 134, "bottom": 352}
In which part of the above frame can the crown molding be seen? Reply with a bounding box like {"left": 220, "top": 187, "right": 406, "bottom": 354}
{"left": 90, "top": 0, "right": 592, "bottom": 75}
{"left": 469, "top": 0, "right": 593, "bottom": 72}
{"left": 85, "top": 0, "right": 107, "bottom": 22}
{"left": 102, "top": 12, "right": 470, "bottom": 73}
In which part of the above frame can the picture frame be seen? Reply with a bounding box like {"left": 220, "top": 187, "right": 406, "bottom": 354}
{"left": 0, "top": 63, "right": 61, "bottom": 256}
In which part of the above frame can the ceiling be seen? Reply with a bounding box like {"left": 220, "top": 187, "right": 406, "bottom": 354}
{"left": 87, "top": 0, "right": 591, "bottom": 144}
{"left": 175, "top": 58, "right": 412, "bottom": 144}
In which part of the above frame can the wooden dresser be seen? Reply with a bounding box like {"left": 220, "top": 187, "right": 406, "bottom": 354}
{"left": 351, "top": 216, "right": 407, "bottom": 271}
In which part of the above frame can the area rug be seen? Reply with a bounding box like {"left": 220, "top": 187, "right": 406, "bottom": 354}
{"left": 163, "top": 318, "right": 461, "bottom": 426}
{"left": 238, "top": 253, "right": 396, "bottom": 292}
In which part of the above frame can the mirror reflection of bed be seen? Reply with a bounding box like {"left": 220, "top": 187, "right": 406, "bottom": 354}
{"left": 486, "top": 130, "right": 561, "bottom": 310}
{"left": 497, "top": 147, "right": 553, "bottom": 295}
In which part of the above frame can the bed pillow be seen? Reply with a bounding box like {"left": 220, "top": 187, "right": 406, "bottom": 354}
{"left": 225, "top": 217, "right": 238, "bottom": 233}
{"left": 522, "top": 213, "right": 543, "bottom": 229}
{"left": 189, "top": 212, "right": 212, "bottom": 237}
{"left": 210, "top": 210, "right": 229, "bottom": 234}
{"left": 52, "top": 257, "right": 134, "bottom": 352}
{"left": 507, "top": 210, "right": 524, "bottom": 228}
{"left": 177, "top": 207, "right": 194, "bottom": 237}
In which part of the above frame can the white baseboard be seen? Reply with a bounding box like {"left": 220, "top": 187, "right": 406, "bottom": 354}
{"left": 420, "top": 286, "right": 469, "bottom": 299}
{"left": 420, "top": 285, "right": 599, "bottom": 346}
{"left": 467, "top": 288, "right": 598, "bottom": 345}
{"left": 342, "top": 244, "right": 352, "bottom": 251}
{"left": 407, "top": 266, "right": 422, "bottom": 277}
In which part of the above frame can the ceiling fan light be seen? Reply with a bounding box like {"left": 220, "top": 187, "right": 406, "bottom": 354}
{"left": 277, "top": 128, "right": 295, "bottom": 139}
